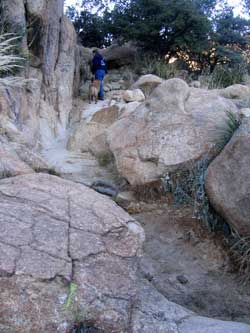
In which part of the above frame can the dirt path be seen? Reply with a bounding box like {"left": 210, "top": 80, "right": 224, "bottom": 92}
{"left": 134, "top": 206, "right": 250, "bottom": 324}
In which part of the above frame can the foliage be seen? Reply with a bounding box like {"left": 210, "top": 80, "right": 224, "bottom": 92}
{"left": 161, "top": 158, "right": 225, "bottom": 231}
{"left": 243, "top": 0, "right": 250, "bottom": 13}
{"left": 133, "top": 180, "right": 166, "bottom": 202}
{"left": 133, "top": 54, "right": 181, "bottom": 79}
{"left": 96, "top": 151, "right": 114, "bottom": 167}
{"left": 66, "top": 7, "right": 110, "bottom": 47}
{"left": 106, "top": 0, "right": 212, "bottom": 58}
{"left": 64, "top": 282, "right": 78, "bottom": 312}
{"left": 67, "top": 0, "right": 250, "bottom": 72}
{"left": 0, "top": 34, "right": 28, "bottom": 87}
{"left": 214, "top": 110, "right": 241, "bottom": 151}
{"left": 200, "top": 62, "right": 249, "bottom": 89}
{"left": 210, "top": 5, "right": 250, "bottom": 70}
{"left": 64, "top": 282, "right": 102, "bottom": 333}
{"left": 161, "top": 108, "right": 241, "bottom": 229}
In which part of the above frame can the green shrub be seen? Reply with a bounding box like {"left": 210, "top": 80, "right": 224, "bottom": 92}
{"left": 133, "top": 54, "right": 180, "bottom": 79}
{"left": 161, "top": 158, "right": 224, "bottom": 231}
{"left": 96, "top": 151, "right": 114, "bottom": 167}
{"left": 200, "top": 62, "right": 249, "bottom": 89}
{"left": 215, "top": 110, "right": 241, "bottom": 151}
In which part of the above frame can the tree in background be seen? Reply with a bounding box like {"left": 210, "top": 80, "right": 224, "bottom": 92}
{"left": 244, "top": 0, "right": 250, "bottom": 13}
{"left": 65, "top": 0, "right": 250, "bottom": 72}
{"left": 210, "top": 4, "right": 250, "bottom": 70}
{"left": 67, "top": 6, "right": 109, "bottom": 47}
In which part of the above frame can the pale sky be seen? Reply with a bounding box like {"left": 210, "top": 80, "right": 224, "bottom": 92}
{"left": 64, "top": 0, "right": 246, "bottom": 17}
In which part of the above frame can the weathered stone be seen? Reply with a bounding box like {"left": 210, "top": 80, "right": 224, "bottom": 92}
{"left": 205, "top": 117, "right": 250, "bottom": 235}
{"left": 218, "top": 84, "right": 250, "bottom": 100}
{"left": 131, "top": 74, "right": 163, "bottom": 96}
{"left": 0, "top": 173, "right": 144, "bottom": 332}
{"left": 0, "top": 1, "right": 77, "bottom": 150}
{"left": 91, "top": 105, "right": 120, "bottom": 125}
{"left": 240, "top": 108, "right": 250, "bottom": 118}
{"left": 190, "top": 80, "right": 201, "bottom": 88}
{"left": 0, "top": 243, "right": 20, "bottom": 276}
{"left": 123, "top": 89, "right": 145, "bottom": 103}
{"left": 178, "top": 316, "right": 250, "bottom": 333}
{"left": 115, "top": 191, "right": 136, "bottom": 209}
{"left": 67, "top": 105, "right": 120, "bottom": 155}
{"left": 102, "top": 42, "right": 137, "bottom": 68}
{"left": 108, "top": 79, "right": 237, "bottom": 185}
{"left": 119, "top": 101, "right": 141, "bottom": 119}
{"left": 10, "top": 142, "right": 50, "bottom": 171}
{"left": 0, "top": 142, "right": 34, "bottom": 178}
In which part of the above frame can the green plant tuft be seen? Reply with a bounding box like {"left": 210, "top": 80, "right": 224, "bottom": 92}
{"left": 96, "top": 151, "right": 114, "bottom": 167}
{"left": 64, "top": 282, "right": 78, "bottom": 312}
{"left": 200, "top": 63, "right": 249, "bottom": 89}
{"left": 215, "top": 110, "right": 241, "bottom": 151}
{"left": 133, "top": 54, "right": 181, "bottom": 80}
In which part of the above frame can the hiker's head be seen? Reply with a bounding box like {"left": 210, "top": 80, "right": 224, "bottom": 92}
{"left": 93, "top": 49, "right": 100, "bottom": 55}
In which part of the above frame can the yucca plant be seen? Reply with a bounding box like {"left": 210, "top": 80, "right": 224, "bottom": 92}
{"left": 215, "top": 110, "right": 241, "bottom": 151}
{"left": 0, "top": 33, "right": 27, "bottom": 87}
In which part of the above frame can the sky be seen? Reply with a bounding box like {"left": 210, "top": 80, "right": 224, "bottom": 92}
{"left": 64, "top": 0, "right": 247, "bottom": 17}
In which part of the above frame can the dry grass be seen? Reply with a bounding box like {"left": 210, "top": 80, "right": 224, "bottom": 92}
{"left": 0, "top": 33, "right": 28, "bottom": 87}
{"left": 229, "top": 235, "right": 250, "bottom": 281}
{"left": 132, "top": 180, "right": 166, "bottom": 202}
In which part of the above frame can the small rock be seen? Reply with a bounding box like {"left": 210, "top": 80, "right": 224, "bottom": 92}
{"left": 116, "top": 191, "right": 136, "bottom": 209}
{"left": 190, "top": 80, "right": 201, "bottom": 88}
{"left": 177, "top": 275, "right": 189, "bottom": 284}
{"left": 123, "top": 89, "right": 145, "bottom": 103}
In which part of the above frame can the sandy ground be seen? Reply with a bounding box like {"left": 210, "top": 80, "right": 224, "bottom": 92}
{"left": 134, "top": 206, "right": 250, "bottom": 324}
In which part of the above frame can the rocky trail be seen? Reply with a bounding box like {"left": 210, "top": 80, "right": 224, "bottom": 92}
{"left": 1, "top": 1, "right": 250, "bottom": 330}
{"left": 43, "top": 96, "right": 250, "bottom": 327}
{"left": 135, "top": 207, "right": 250, "bottom": 324}
{"left": 41, "top": 99, "right": 119, "bottom": 187}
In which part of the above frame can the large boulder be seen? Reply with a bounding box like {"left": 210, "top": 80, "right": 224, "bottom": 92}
{"left": 0, "top": 142, "right": 34, "bottom": 178}
{"left": 102, "top": 42, "right": 137, "bottom": 69}
{"left": 67, "top": 105, "right": 120, "bottom": 155}
{"left": 107, "top": 79, "right": 238, "bottom": 185}
{"left": 218, "top": 84, "right": 250, "bottom": 100}
{"left": 131, "top": 74, "right": 163, "bottom": 96}
{"left": 0, "top": 173, "right": 144, "bottom": 332}
{"left": 205, "top": 117, "right": 250, "bottom": 235}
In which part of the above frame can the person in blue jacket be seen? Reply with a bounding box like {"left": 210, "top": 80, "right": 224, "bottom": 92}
{"left": 91, "top": 49, "right": 107, "bottom": 100}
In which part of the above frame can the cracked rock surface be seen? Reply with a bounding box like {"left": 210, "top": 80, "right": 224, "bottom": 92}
{"left": 0, "top": 173, "right": 144, "bottom": 332}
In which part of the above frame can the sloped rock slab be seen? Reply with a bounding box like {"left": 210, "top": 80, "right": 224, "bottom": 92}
{"left": 0, "top": 173, "right": 144, "bottom": 332}
{"left": 205, "top": 118, "right": 250, "bottom": 235}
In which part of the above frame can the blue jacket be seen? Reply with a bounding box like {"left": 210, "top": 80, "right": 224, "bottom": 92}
{"left": 92, "top": 54, "right": 107, "bottom": 74}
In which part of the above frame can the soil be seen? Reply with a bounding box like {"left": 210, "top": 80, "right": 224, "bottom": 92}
{"left": 134, "top": 205, "right": 250, "bottom": 324}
